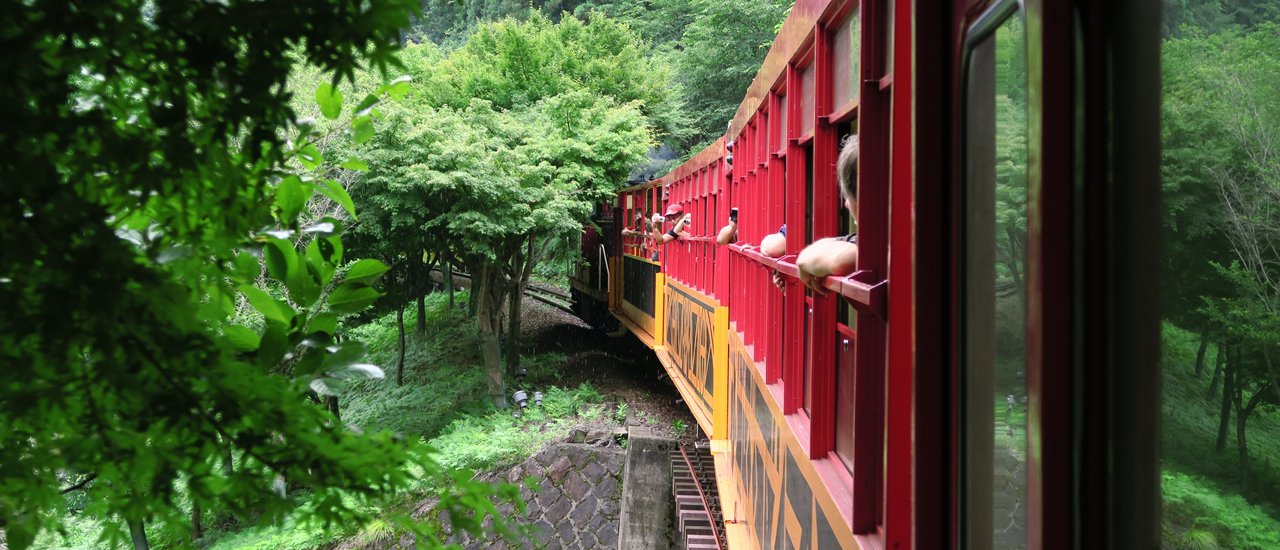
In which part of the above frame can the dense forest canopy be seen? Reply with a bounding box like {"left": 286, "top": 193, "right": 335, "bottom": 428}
{"left": 406, "top": 0, "right": 793, "bottom": 153}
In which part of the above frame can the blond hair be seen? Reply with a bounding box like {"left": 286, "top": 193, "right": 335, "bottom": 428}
{"left": 837, "top": 135, "right": 858, "bottom": 203}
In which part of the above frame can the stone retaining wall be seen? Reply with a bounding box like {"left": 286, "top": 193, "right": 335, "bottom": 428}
{"left": 451, "top": 436, "right": 627, "bottom": 550}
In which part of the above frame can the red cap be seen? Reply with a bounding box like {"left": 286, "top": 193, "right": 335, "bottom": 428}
{"left": 664, "top": 203, "right": 684, "bottom": 217}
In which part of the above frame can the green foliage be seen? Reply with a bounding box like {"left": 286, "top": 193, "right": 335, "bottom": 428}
{"left": 0, "top": 1, "right": 528, "bottom": 546}
{"left": 671, "top": 419, "right": 689, "bottom": 438}
{"left": 428, "top": 384, "right": 605, "bottom": 472}
{"left": 1163, "top": 323, "right": 1280, "bottom": 545}
{"left": 1163, "top": 469, "right": 1280, "bottom": 549}
{"left": 340, "top": 295, "right": 490, "bottom": 439}
{"left": 614, "top": 402, "right": 630, "bottom": 424}
{"left": 1163, "top": 0, "right": 1280, "bottom": 37}
{"left": 666, "top": 0, "right": 792, "bottom": 147}
{"left": 355, "top": 14, "right": 660, "bottom": 406}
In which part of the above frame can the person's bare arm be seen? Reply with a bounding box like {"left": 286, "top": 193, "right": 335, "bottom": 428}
{"left": 716, "top": 221, "right": 737, "bottom": 245}
{"left": 795, "top": 238, "right": 858, "bottom": 293}
{"left": 760, "top": 233, "right": 787, "bottom": 257}
{"left": 654, "top": 215, "right": 691, "bottom": 244}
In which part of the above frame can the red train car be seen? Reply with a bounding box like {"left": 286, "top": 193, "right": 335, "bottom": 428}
{"left": 571, "top": 0, "right": 1161, "bottom": 547}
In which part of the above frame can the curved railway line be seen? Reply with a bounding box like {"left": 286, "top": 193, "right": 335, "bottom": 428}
{"left": 429, "top": 268, "right": 576, "bottom": 316}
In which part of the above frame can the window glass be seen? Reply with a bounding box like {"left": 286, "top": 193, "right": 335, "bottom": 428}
{"left": 963, "top": 12, "right": 1027, "bottom": 549}
{"left": 777, "top": 94, "right": 789, "bottom": 152}
{"left": 801, "top": 63, "right": 816, "bottom": 135}
{"left": 833, "top": 12, "right": 860, "bottom": 108}
{"left": 835, "top": 316, "right": 855, "bottom": 474}
{"left": 883, "top": 0, "right": 894, "bottom": 74}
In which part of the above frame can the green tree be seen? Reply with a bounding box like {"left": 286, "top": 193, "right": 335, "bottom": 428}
{"left": 669, "top": 0, "right": 792, "bottom": 148}
{"left": 0, "top": 1, "right": 514, "bottom": 547}
{"left": 360, "top": 16, "right": 654, "bottom": 407}
{"left": 1165, "top": 23, "right": 1280, "bottom": 487}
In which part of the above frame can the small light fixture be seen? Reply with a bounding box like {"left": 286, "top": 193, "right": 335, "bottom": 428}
{"left": 534, "top": 391, "right": 544, "bottom": 407}
{"left": 513, "top": 390, "right": 529, "bottom": 408}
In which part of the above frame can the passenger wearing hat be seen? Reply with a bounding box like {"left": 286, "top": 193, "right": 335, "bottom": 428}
{"left": 650, "top": 203, "right": 692, "bottom": 244}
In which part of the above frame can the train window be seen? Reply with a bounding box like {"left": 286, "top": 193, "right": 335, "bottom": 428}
{"left": 776, "top": 94, "right": 788, "bottom": 153}
{"left": 833, "top": 11, "right": 859, "bottom": 109}
{"left": 805, "top": 145, "right": 815, "bottom": 244}
{"left": 882, "top": 0, "right": 894, "bottom": 75}
{"left": 835, "top": 322, "right": 855, "bottom": 474}
{"left": 802, "top": 143, "right": 816, "bottom": 417}
{"left": 800, "top": 63, "right": 816, "bottom": 136}
{"left": 961, "top": 5, "right": 1027, "bottom": 549}
{"left": 804, "top": 295, "right": 814, "bottom": 416}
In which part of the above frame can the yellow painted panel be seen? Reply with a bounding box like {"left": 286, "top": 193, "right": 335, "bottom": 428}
{"left": 713, "top": 305, "right": 730, "bottom": 438}
{"left": 653, "top": 273, "right": 666, "bottom": 347}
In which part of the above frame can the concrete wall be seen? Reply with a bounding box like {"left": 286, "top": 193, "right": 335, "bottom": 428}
{"left": 618, "top": 427, "right": 676, "bottom": 550}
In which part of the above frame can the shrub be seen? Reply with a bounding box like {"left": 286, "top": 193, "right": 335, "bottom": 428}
{"left": 1163, "top": 469, "right": 1280, "bottom": 549}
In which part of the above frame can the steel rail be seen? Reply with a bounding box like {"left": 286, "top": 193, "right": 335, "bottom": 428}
{"left": 677, "top": 443, "right": 725, "bottom": 550}
{"left": 428, "top": 268, "right": 576, "bottom": 315}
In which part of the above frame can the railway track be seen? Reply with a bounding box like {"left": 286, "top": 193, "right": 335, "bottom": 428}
{"left": 428, "top": 268, "right": 576, "bottom": 315}
{"left": 672, "top": 442, "right": 726, "bottom": 550}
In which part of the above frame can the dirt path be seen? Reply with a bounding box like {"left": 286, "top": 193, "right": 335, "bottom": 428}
{"left": 424, "top": 271, "right": 697, "bottom": 441}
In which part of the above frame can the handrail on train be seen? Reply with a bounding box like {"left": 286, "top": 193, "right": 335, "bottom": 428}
{"left": 598, "top": 243, "right": 610, "bottom": 293}
{"left": 728, "top": 244, "right": 888, "bottom": 320}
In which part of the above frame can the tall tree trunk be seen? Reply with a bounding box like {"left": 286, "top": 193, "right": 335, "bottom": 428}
{"left": 476, "top": 264, "right": 508, "bottom": 408}
{"left": 1195, "top": 333, "right": 1210, "bottom": 377}
{"left": 1235, "top": 382, "right": 1248, "bottom": 485}
{"left": 1217, "top": 359, "right": 1234, "bottom": 453}
{"left": 326, "top": 395, "right": 340, "bottom": 422}
{"left": 396, "top": 303, "right": 406, "bottom": 386}
{"left": 416, "top": 256, "right": 429, "bottom": 334}
{"left": 128, "top": 520, "right": 149, "bottom": 550}
{"left": 1208, "top": 343, "right": 1226, "bottom": 399}
{"left": 444, "top": 260, "right": 455, "bottom": 311}
{"left": 506, "top": 288, "right": 522, "bottom": 377}
{"left": 191, "top": 499, "right": 202, "bottom": 541}
{"left": 506, "top": 236, "right": 535, "bottom": 378}
{"left": 1236, "top": 383, "right": 1272, "bottom": 486}
{"left": 222, "top": 436, "right": 234, "bottom": 477}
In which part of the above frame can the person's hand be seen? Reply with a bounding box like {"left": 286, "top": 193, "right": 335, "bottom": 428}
{"left": 760, "top": 233, "right": 787, "bottom": 257}
{"left": 795, "top": 238, "right": 857, "bottom": 295}
{"left": 797, "top": 267, "right": 829, "bottom": 295}
{"left": 772, "top": 270, "right": 786, "bottom": 292}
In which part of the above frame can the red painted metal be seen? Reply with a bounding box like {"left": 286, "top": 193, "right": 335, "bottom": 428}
{"left": 783, "top": 63, "right": 806, "bottom": 411}
{"left": 848, "top": 0, "right": 890, "bottom": 535}
{"left": 728, "top": 0, "right": 834, "bottom": 141}
{"left": 883, "top": 0, "right": 915, "bottom": 546}
{"left": 808, "top": 11, "right": 839, "bottom": 460}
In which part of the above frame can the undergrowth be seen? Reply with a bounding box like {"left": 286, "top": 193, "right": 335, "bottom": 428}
{"left": 31, "top": 289, "right": 613, "bottom": 550}
{"left": 428, "top": 384, "right": 605, "bottom": 472}
{"left": 1162, "top": 322, "right": 1280, "bottom": 548}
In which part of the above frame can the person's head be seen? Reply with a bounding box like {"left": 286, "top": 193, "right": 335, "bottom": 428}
{"left": 663, "top": 203, "right": 685, "bottom": 221}
{"left": 837, "top": 135, "right": 858, "bottom": 216}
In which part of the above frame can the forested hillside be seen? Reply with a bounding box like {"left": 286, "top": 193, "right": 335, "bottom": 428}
{"left": 406, "top": 0, "right": 793, "bottom": 154}
{"left": 1159, "top": 2, "right": 1280, "bottom": 546}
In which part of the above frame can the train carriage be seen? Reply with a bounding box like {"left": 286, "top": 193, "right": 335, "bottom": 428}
{"left": 571, "top": 0, "right": 1162, "bottom": 547}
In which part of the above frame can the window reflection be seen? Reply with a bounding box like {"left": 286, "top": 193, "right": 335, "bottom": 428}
{"left": 964, "top": 11, "right": 1028, "bottom": 550}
